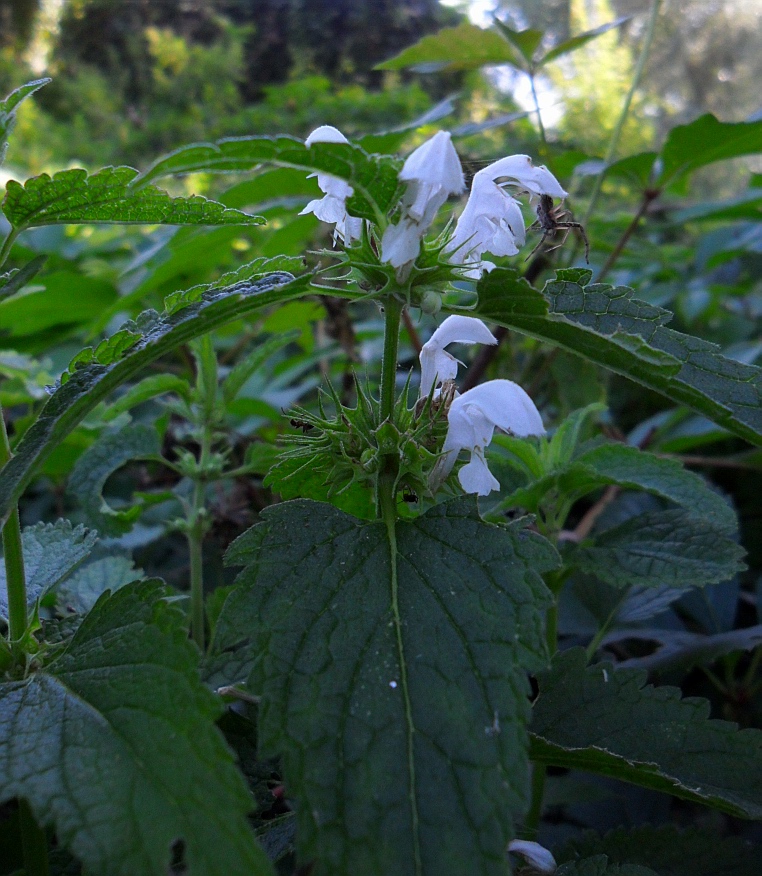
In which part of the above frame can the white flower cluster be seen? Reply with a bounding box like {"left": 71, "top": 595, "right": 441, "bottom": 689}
{"left": 421, "top": 315, "right": 544, "bottom": 496}
{"left": 300, "top": 125, "right": 567, "bottom": 277}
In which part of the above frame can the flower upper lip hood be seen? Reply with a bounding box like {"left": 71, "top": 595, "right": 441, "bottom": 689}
{"left": 419, "top": 314, "right": 497, "bottom": 398}
{"left": 420, "top": 314, "right": 544, "bottom": 496}
{"left": 445, "top": 154, "right": 567, "bottom": 278}
{"left": 440, "top": 380, "right": 545, "bottom": 495}
{"left": 300, "top": 125, "right": 362, "bottom": 244}
{"left": 381, "top": 131, "right": 464, "bottom": 269}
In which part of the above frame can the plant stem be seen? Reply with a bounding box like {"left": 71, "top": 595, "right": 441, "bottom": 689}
{"left": 528, "top": 73, "right": 547, "bottom": 148}
{"left": 583, "top": 0, "right": 662, "bottom": 225}
{"left": 19, "top": 800, "right": 50, "bottom": 876}
{"left": 379, "top": 296, "right": 402, "bottom": 424}
{"left": 595, "top": 189, "right": 659, "bottom": 283}
{"left": 524, "top": 762, "right": 546, "bottom": 840}
{"left": 0, "top": 403, "right": 27, "bottom": 642}
{"left": 0, "top": 229, "right": 19, "bottom": 273}
{"left": 186, "top": 335, "right": 217, "bottom": 650}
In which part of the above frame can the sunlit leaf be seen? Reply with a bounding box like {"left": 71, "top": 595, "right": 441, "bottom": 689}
{"left": 540, "top": 18, "right": 630, "bottom": 66}
{"left": 375, "top": 21, "right": 522, "bottom": 72}
{"left": 134, "top": 137, "right": 401, "bottom": 222}
{"left": 2, "top": 166, "right": 264, "bottom": 232}
{"left": 0, "top": 78, "right": 50, "bottom": 165}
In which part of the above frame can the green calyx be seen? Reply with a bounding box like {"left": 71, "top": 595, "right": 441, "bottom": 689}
{"left": 267, "top": 375, "right": 453, "bottom": 516}
{"left": 313, "top": 221, "right": 467, "bottom": 314}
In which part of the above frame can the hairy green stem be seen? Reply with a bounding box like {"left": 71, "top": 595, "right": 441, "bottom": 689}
{"left": 583, "top": 0, "right": 662, "bottom": 224}
{"left": 0, "top": 403, "right": 27, "bottom": 642}
{"left": 379, "top": 296, "right": 402, "bottom": 424}
{"left": 186, "top": 335, "right": 218, "bottom": 650}
{"left": 19, "top": 800, "right": 50, "bottom": 876}
{"left": 0, "top": 229, "right": 19, "bottom": 273}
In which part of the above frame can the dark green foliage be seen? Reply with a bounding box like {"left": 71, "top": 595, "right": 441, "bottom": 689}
{"left": 214, "top": 498, "right": 557, "bottom": 876}
{"left": 471, "top": 268, "right": 762, "bottom": 446}
{"left": 531, "top": 649, "right": 762, "bottom": 818}
{"left": 0, "top": 582, "right": 273, "bottom": 875}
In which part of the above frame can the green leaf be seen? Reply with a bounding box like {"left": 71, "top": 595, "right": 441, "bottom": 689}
{"left": 0, "top": 581, "right": 273, "bottom": 876}
{"left": 100, "top": 374, "right": 191, "bottom": 422}
{"left": 67, "top": 424, "right": 162, "bottom": 536}
{"left": 496, "top": 440, "right": 737, "bottom": 534}
{"left": 0, "top": 271, "right": 310, "bottom": 524}
{"left": 557, "top": 825, "right": 761, "bottom": 876}
{"left": 215, "top": 498, "right": 557, "bottom": 876}
{"left": 556, "top": 857, "right": 657, "bottom": 876}
{"left": 221, "top": 330, "right": 300, "bottom": 403}
{"left": 55, "top": 554, "right": 143, "bottom": 615}
{"left": 2, "top": 166, "right": 264, "bottom": 232}
{"left": 492, "top": 20, "right": 543, "bottom": 66}
{"left": 0, "top": 520, "right": 96, "bottom": 620}
{"left": 470, "top": 268, "right": 762, "bottom": 446}
{"left": 567, "top": 443, "right": 737, "bottom": 531}
{"left": 0, "top": 255, "right": 47, "bottom": 302}
{"left": 134, "top": 136, "right": 401, "bottom": 222}
{"left": 0, "top": 271, "right": 118, "bottom": 339}
{"left": 0, "top": 78, "right": 50, "bottom": 165}
{"left": 569, "top": 508, "right": 745, "bottom": 590}
{"left": 375, "top": 22, "right": 524, "bottom": 72}
{"left": 658, "top": 114, "right": 762, "bottom": 189}
{"left": 539, "top": 18, "right": 630, "bottom": 65}
{"left": 605, "top": 624, "right": 762, "bottom": 673}
{"left": 530, "top": 648, "right": 762, "bottom": 818}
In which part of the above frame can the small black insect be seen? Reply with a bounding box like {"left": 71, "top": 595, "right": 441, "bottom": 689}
{"left": 526, "top": 194, "right": 589, "bottom": 263}
{"left": 289, "top": 418, "right": 314, "bottom": 433}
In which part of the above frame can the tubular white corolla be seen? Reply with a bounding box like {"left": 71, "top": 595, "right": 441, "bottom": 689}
{"left": 299, "top": 125, "right": 363, "bottom": 244}
{"left": 419, "top": 315, "right": 544, "bottom": 496}
{"left": 419, "top": 314, "right": 497, "bottom": 398}
{"left": 381, "top": 131, "right": 465, "bottom": 269}
{"left": 446, "top": 154, "right": 568, "bottom": 278}
{"left": 438, "top": 380, "right": 545, "bottom": 495}
{"left": 507, "top": 840, "right": 557, "bottom": 874}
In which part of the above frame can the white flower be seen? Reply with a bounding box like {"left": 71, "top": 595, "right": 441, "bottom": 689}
{"left": 508, "top": 840, "right": 557, "bottom": 874}
{"left": 381, "top": 131, "right": 464, "bottom": 268}
{"left": 300, "top": 125, "right": 363, "bottom": 244}
{"left": 438, "top": 380, "right": 545, "bottom": 495}
{"left": 419, "top": 314, "right": 497, "bottom": 398}
{"left": 446, "top": 154, "right": 567, "bottom": 278}
{"left": 420, "top": 315, "right": 544, "bottom": 496}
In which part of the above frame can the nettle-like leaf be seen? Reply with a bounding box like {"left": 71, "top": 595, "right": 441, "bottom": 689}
{"left": 530, "top": 649, "right": 762, "bottom": 818}
{"left": 0, "top": 520, "right": 96, "bottom": 619}
{"left": 0, "top": 582, "right": 273, "bottom": 876}
{"left": 568, "top": 507, "right": 745, "bottom": 590}
{"left": 377, "top": 21, "right": 522, "bottom": 71}
{"left": 214, "top": 498, "right": 557, "bottom": 876}
{"left": 134, "top": 135, "right": 401, "bottom": 221}
{"left": 55, "top": 554, "right": 143, "bottom": 615}
{"left": 557, "top": 825, "right": 760, "bottom": 876}
{"left": 0, "top": 78, "right": 50, "bottom": 165}
{"left": 0, "top": 254, "right": 47, "bottom": 302}
{"left": 2, "top": 166, "right": 264, "bottom": 232}
{"left": 470, "top": 268, "right": 762, "bottom": 446}
{"left": 0, "top": 271, "right": 310, "bottom": 524}
{"left": 67, "top": 423, "right": 162, "bottom": 536}
{"left": 606, "top": 115, "right": 762, "bottom": 192}
{"left": 495, "top": 439, "right": 737, "bottom": 533}
{"left": 556, "top": 858, "right": 656, "bottom": 876}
